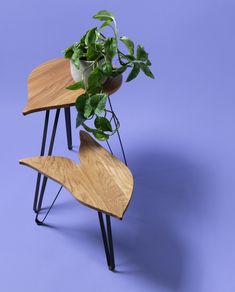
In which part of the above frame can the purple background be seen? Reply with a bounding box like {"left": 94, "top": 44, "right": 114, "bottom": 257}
{"left": 1, "top": 1, "right": 235, "bottom": 291}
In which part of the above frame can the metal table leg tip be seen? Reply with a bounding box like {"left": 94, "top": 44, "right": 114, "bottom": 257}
{"left": 35, "top": 216, "right": 43, "bottom": 226}
{"left": 109, "top": 265, "right": 115, "bottom": 271}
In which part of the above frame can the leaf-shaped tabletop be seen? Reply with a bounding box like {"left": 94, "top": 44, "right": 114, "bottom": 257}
{"left": 23, "top": 58, "right": 122, "bottom": 115}
{"left": 19, "top": 131, "right": 133, "bottom": 219}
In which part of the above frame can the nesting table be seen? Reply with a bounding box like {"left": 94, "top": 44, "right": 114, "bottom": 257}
{"left": 21, "top": 58, "right": 132, "bottom": 270}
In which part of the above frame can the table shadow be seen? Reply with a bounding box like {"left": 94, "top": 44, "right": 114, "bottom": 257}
{"left": 44, "top": 146, "right": 209, "bottom": 291}
{"left": 112, "top": 148, "right": 208, "bottom": 290}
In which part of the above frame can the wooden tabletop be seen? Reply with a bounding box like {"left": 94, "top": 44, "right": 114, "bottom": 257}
{"left": 23, "top": 58, "right": 123, "bottom": 115}
{"left": 19, "top": 131, "right": 133, "bottom": 219}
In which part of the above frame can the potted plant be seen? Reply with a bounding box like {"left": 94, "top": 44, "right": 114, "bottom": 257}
{"left": 63, "top": 10, "right": 154, "bottom": 141}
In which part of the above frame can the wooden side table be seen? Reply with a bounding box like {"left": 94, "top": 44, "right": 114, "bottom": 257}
{"left": 20, "top": 130, "right": 134, "bottom": 270}
{"left": 23, "top": 58, "right": 123, "bottom": 213}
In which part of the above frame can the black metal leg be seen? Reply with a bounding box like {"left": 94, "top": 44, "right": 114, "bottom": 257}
{"left": 98, "top": 212, "right": 115, "bottom": 271}
{"left": 103, "top": 101, "right": 128, "bottom": 269}
{"left": 37, "top": 177, "right": 48, "bottom": 212}
{"left": 107, "top": 96, "right": 128, "bottom": 166}
{"left": 36, "top": 109, "right": 60, "bottom": 212}
{"left": 35, "top": 185, "right": 63, "bottom": 225}
{"left": 33, "top": 110, "right": 50, "bottom": 212}
{"left": 47, "top": 109, "right": 61, "bottom": 156}
{"left": 106, "top": 215, "right": 115, "bottom": 269}
{"left": 64, "top": 107, "right": 73, "bottom": 150}
{"left": 105, "top": 139, "right": 113, "bottom": 155}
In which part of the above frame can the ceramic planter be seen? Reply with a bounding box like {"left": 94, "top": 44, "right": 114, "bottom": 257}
{"left": 70, "top": 59, "right": 93, "bottom": 82}
{"left": 70, "top": 59, "right": 106, "bottom": 87}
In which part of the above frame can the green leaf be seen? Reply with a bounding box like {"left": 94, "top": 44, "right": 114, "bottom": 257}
{"left": 95, "top": 94, "right": 108, "bottom": 115}
{"left": 90, "top": 94, "right": 101, "bottom": 108}
{"left": 111, "top": 65, "right": 128, "bottom": 77}
{"left": 79, "top": 35, "right": 86, "bottom": 44}
{"left": 84, "top": 97, "right": 93, "bottom": 118}
{"left": 85, "top": 27, "right": 98, "bottom": 46}
{"left": 86, "top": 45, "right": 99, "bottom": 61}
{"left": 120, "top": 54, "right": 135, "bottom": 62}
{"left": 75, "top": 93, "right": 89, "bottom": 114}
{"left": 146, "top": 59, "right": 152, "bottom": 66}
{"left": 76, "top": 112, "right": 85, "bottom": 128}
{"left": 90, "top": 93, "right": 106, "bottom": 109}
{"left": 66, "top": 81, "right": 84, "bottom": 90}
{"left": 126, "top": 63, "right": 140, "bottom": 82}
{"left": 71, "top": 48, "right": 81, "bottom": 69}
{"left": 100, "top": 19, "right": 111, "bottom": 29}
{"left": 87, "top": 68, "right": 105, "bottom": 92}
{"left": 94, "top": 116, "right": 101, "bottom": 129}
{"left": 99, "top": 117, "right": 112, "bottom": 132}
{"left": 100, "top": 61, "right": 112, "bottom": 75}
{"left": 94, "top": 42, "right": 104, "bottom": 52}
{"left": 140, "top": 63, "right": 155, "bottom": 79}
{"left": 117, "top": 50, "right": 128, "bottom": 66}
{"left": 136, "top": 45, "right": 148, "bottom": 61}
{"left": 120, "top": 36, "right": 134, "bottom": 55}
{"left": 93, "top": 131, "right": 109, "bottom": 141}
{"left": 104, "top": 38, "right": 117, "bottom": 60}
{"left": 63, "top": 45, "right": 74, "bottom": 59}
{"left": 93, "top": 10, "right": 115, "bottom": 22}
{"left": 64, "top": 50, "right": 74, "bottom": 59}
{"left": 81, "top": 122, "right": 94, "bottom": 133}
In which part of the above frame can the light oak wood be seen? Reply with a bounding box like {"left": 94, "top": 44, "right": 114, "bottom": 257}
{"left": 23, "top": 58, "right": 122, "bottom": 115}
{"left": 19, "top": 131, "right": 133, "bottom": 219}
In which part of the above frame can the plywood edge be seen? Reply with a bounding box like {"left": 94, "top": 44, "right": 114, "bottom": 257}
{"left": 22, "top": 101, "right": 75, "bottom": 116}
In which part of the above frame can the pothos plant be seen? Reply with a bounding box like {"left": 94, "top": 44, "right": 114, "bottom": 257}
{"left": 63, "top": 10, "right": 154, "bottom": 141}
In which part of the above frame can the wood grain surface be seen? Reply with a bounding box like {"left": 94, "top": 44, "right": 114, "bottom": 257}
{"left": 19, "top": 131, "right": 133, "bottom": 219}
{"left": 23, "top": 58, "right": 122, "bottom": 115}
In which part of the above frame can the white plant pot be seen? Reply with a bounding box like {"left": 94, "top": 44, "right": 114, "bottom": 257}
{"left": 70, "top": 59, "right": 106, "bottom": 87}
{"left": 70, "top": 59, "right": 93, "bottom": 82}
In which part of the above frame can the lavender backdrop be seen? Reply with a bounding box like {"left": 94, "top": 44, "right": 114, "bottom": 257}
{"left": 1, "top": 1, "right": 235, "bottom": 291}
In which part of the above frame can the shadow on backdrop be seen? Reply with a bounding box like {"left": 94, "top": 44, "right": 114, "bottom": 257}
{"left": 113, "top": 147, "right": 208, "bottom": 291}
{"left": 45, "top": 145, "right": 208, "bottom": 291}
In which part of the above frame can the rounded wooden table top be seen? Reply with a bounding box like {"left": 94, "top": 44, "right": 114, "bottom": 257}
{"left": 20, "top": 131, "right": 134, "bottom": 219}
{"left": 23, "top": 58, "right": 123, "bottom": 115}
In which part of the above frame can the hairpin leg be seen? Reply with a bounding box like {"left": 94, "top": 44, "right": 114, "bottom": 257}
{"left": 106, "top": 215, "right": 115, "bottom": 269}
{"left": 33, "top": 110, "right": 50, "bottom": 212}
{"left": 105, "top": 139, "right": 113, "bottom": 155}
{"left": 64, "top": 107, "right": 73, "bottom": 150}
{"left": 35, "top": 109, "right": 60, "bottom": 212}
{"left": 98, "top": 212, "right": 115, "bottom": 271}
{"left": 35, "top": 185, "right": 63, "bottom": 225}
{"left": 107, "top": 96, "right": 128, "bottom": 166}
